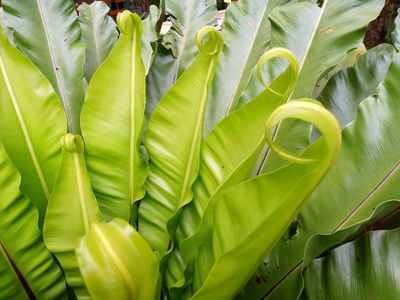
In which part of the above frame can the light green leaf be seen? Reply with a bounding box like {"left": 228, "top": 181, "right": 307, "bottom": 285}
{"left": 240, "top": 53, "right": 400, "bottom": 300}
{"left": 78, "top": 1, "right": 118, "bottom": 82}
{"left": 303, "top": 228, "right": 400, "bottom": 299}
{"left": 43, "top": 134, "right": 105, "bottom": 299}
{"left": 204, "top": 0, "right": 298, "bottom": 135}
{"left": 0, "top": 26, "right": 66, "bottom": 227}
{"left": 81, "top": 11, "right": 148, "bottom": 223}
{"left": 165, "top": 48, "right": 300, "bottom": 298}
{"left": 76, "top": 219, "right": 159, "bottom": 300}
{"left": 139, "top": 27, "right": 223, "bottom": 256}
{"left": 0, "top": 141, "right": 67, "bottom": 300}
{"left": 2, "top": 0, "right": 87, "bottom": 134}
{"left": 191, "top": 99, "right": 341, "bottom": 299}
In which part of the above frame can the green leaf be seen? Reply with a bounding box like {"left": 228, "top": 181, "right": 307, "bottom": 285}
{"left": 81, "top": 12, "right": 148, "bottom": 223}
{"left": 0, "top": 26, "right": 66, "bottom": 227}
{"left": 139, "top": 27, "right": 223, "bottom": 256}
{"left": 76, "top": 219, "right": 160, "bottom": 300}
{"left": 391, "top": 8, "right": 400, "bottom": 51}
{"left": 164, "top": 48, "right": 300, "bottom": 298}
{"left": 2, "top": 0, "right": 87, "bottom": 134}
{"left": 43, "top": 134, "right": 105, "bottom": 299}
{"left": 317, "top": 44, "right": 396, "bottom": 131}
{"left": 240, "top": 0, "right": 385, "bottom": 104}
{"left": 142, "top": 5, "right": 161, "bottom": 74}
{"left": 165, "top": 0, "right": 217, "bottom": 80}
{"left": 0, "top": 141, "right": 67, "bottom": 300}
{"left": 145, "top": 44, "right": 176, "bottom": 124}
{"left": 191, "top": 99, "right": 341, "bottom": 299}
{"left": 240, "top": 53, "right": 400, "bottom": 300}
{"left": 303, "top": 228, "right": 400, "bottom": 299}
{"left": 78, "top": 1, "right": 118, "bottom": 82}
{"left": 145, "top": 0, "right": 217, "bottom": 121}
{"left": 204, "top": 0, "right": 298, "bottom": 135}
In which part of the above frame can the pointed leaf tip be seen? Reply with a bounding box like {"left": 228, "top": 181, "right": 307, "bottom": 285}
{"left": 117, "top": 11, "right": 143, "bottom": 37}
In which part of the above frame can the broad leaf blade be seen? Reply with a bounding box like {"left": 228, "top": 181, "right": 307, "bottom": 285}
{"left": 2, "top": 0, "right": 87, "bottom": 134}
{"left": 165, "top": 48, "right": 300, "bottom": 297}
{"left": 0, "top": 141, "right": 67, "bottom": 300}
{"left": 139, "top": 27, "right": 223, "bottom": 256}
{"left": 78, "top": 1, "right": 118, "bottom": 82}
{"left": 0, "top": 27, "right": 66, "bottom": 227}
{"left": 81, "top": 12, "right": 148, "bottom": 223}
{"left": 191, "top": 100, "right": 341, "bottom": 299}
{"left": 391, "top": 8, "right": 400, "bottom": 51}
{"left": 204, "top": 0, "right": 297, "bottom": 135}
{"left": 317, "top": 44, "right": 395, "bottom": 130}
{"left": 241, "top": 53, "right": 400, "bottom": 300}
{"left": 76, "top": 219, "right": 159, "bottom": 300}
{"left": 303, "top": 228, "right": 400, "bottom": 299}
{"left": 43, "top": 134, "right": 105, "bottom": 299}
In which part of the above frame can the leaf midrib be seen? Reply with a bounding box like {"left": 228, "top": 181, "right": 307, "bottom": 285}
{"left": 93, "top": 224, "right": 138, "bottom": 298}
{"left": 257, "top": 1, "right": 328, "bottom": 175}
{"left": 37, "top": 0, "right": 73, "bottom": 133}
{"left": 224, "top": 1, "right": 270, "bottom": 116}
{"left": 0, "top": 238, "right": 36, "bottom": 300}
{"left": 0, "top": 50, "right": 50, "bottom": 201}
{"left": 178, "top": 55, "right": 217, "bottom": 209}
{"left": 263, "top": 157, "right": 400, "bottom": 298}
{"left": 89, "top": 5, "right": 101, "bottom": 67}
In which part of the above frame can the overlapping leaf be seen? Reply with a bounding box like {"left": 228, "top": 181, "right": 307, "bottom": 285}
{"left": 138, "top": 27, "right": 223, "bottom": 256}
{"left": 76, "top": 219, "right": 159, "bottom": 300}
{"left": 204, "top": 0, "right": 298, "bottom": 135}
{"left": 239, "top": 53, "right": 400, "bottom": 300}
{"left": 164, "top": 48, "right": 300, "bottom": 298}
{"left": 303, "top": 228, "right": 400, "bottom": 299}
{"left": 0, "top": 26, "right": 66, "bottom": 227}
{"left": 142, "top": 5, "right": 161, "bottom": 74}
{"left": 43, "top": 134, "right": 105, "bottom": 299}
{"left": 81, "top": 12, "right": 148, "bottom": 223}
{"left": 0, "top": 141, "right": 67, "bottom": 300}
{"left": 145, "top": 0, "right": 217, "bottom": 117}
{"left": 190, "top": 99, "right": 341, "bottom": 299}
{"left": 78, "top": 1, "right": 118, "bottom": 82}
{"left": 2, "top": 0, "right": 86, "bottom": 133}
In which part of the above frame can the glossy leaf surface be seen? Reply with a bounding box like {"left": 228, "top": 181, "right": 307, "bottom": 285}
{"left": 317, "top": 44, "right": 395, "bottom": 130}
{"left": 241, "top": 53, "right": 400, "bottom": 300}
{"left": 43, "top": 134, "right": 105, "bottom": 299}
{"left": 76, "top": 219, "right": 159, "bottom": 300}
{"left": 204, "top": 0, "right": 297, "bottom": 135}
{"left": 303, "top": 228, "right": 400, "bottom": 299}
{"left": 191, "top": 99, "right": 341, "bottom": 299}
{"left": 165, "top": 48, "right": 300, "bottom": 298}
{"left": 0, "top": 26, "right": 66, "bottom": 227}
{"left": 0, "top": 141, "right": 67, "bottom": 300}
{"left": 2, "top": 0, "right": 87, "bottom": 134}
{"left": 81, "top": 12, "right": 148, "bottom": 222}
{"left": 139, "top": 27, "right": 223, "bottom": 256}
{"left": 78, "top": 1, "right": 118, "bottom": 82}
